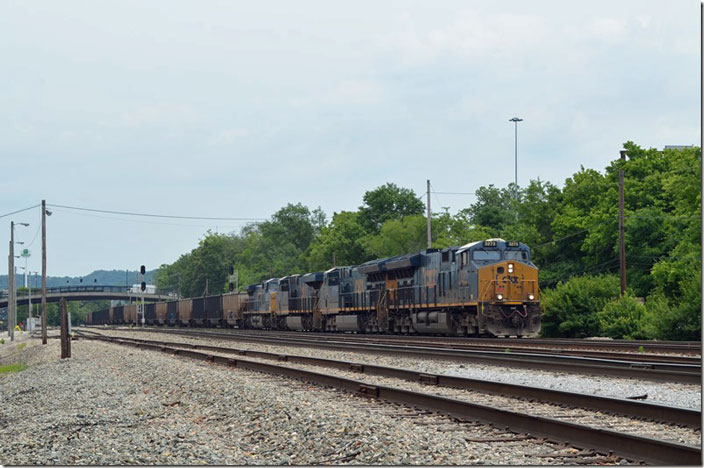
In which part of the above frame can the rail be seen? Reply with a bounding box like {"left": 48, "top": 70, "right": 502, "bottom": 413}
{"left": 101, "top": 327, "right": 701, "bottom": 384}
{"left": 82, "top": 332, "right": 702, "bottom": 465}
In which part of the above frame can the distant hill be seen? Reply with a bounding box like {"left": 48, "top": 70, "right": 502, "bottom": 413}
{"left": 0, "top": 269, "right": 156, "bottom": 290}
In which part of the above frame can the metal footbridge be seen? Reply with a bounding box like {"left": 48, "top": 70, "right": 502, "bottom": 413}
{"left": 0, "top": 285, "right": 175, "bottom": 308}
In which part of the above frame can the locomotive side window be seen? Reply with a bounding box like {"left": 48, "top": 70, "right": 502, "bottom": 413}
{"left": 473, "top": 250, "right": 501, "bottom": 261}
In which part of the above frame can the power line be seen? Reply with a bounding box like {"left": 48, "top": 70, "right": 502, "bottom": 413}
{"left": 431, "top": 191, "right": 476, "bottom": 195}
{"left": 535, "top": 217, "right": 618, "bottom": 249}
{"left": 47, "top": 203, "right": 266, "bottom": 221}
{"left": 0, "top": 204, "right": 40, "bottom": 220}
{"left": 49, "top": 207, "right": 251, "bottom": 229}
{"left": 542, "top": 258, "right": 620, "bottom": 287}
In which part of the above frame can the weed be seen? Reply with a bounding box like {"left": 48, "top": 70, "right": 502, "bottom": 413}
{"left": 638, "top": 345, "right": 645, "bottom": 354}
{"left": 0, "top": 363, "right": 28, "bottom": 374}
{"left": 504, "top": 347, "right": 511, "bottom": 353}
{"left": 16, "top": 343, "right": 26, "bottom": 352}
{"left": 0, "top": 338, "right": 4, "bottom": 345}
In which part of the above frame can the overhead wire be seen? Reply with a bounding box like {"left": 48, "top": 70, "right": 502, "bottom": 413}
{"left": 47, "top": 203, "right": 266, "bottom": 221}
{"left": 48, "top": 207, "right": 251, "bottom": 229}
{"left": 0, "top": 204, "right": 40, "bottom": 220}
{"left": 431, "top": 191, "right": 476, "bottom": 195}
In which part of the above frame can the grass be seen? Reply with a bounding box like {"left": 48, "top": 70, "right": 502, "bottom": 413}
{"left": 16, "top": 342, "right": 26, "bottom": 352}
{"left": 0, "top": 338, "right": 4, "bottom": 345}
{"left": 0, "top": 363, "right": 28, "bottom": 374}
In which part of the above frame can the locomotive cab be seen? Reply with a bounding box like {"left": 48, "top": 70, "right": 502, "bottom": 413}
{"left": 457, "top": 238, "right": 540, "bottom": 337}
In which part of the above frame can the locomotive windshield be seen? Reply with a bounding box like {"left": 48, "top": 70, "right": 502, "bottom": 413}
{"left": 473, "top": 250, "right": 501, "bottom": 261}
{"left": 504, "top": 250, "right": 528, "bottom": 261}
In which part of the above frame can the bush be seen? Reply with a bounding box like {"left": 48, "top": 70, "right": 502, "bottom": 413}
{"left": 540, "top": 274, "right": 620, "bottom": 337}
{"left": 641, "top": 277, "right": 702, "bottom": 341}
{"left": 597, "top": 295, "right": 648, "bottom": 339}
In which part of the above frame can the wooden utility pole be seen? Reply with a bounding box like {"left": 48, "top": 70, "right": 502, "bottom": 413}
{"left": 7, "top": 248, "right": 12, "bottom": 341}
{"left": 619, "top": 150, "right": 627, "bottom": 296}
{"left": 426, "top": 179, "right": 432, "bottom": 249}
{"left": 59, "top": 297, "right": 70, "bottom": 358}
{"left": 9, "top": 223, "right": 15, "bottom": 341}
{"left": 41, "top": 200, "right": 48, "bottom": 345}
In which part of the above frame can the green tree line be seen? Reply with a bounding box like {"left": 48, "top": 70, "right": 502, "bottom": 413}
{"left": 153, "top": 142, "right": 700, "bottom": 340}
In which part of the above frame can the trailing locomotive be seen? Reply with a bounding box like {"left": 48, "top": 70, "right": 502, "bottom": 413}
{"left": 89, "top": 238, "right": 540, "bottom": 337}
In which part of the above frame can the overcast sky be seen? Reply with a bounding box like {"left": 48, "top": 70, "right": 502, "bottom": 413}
{"left": 0, "top": 0, "right": 700, "bottom": 278}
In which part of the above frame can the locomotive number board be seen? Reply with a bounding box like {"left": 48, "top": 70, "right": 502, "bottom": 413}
{"left": 506, "top": 241, "right": 520, "bottom": 247}
{"left": 483, "top": 240, "right": 498, "bottom": 247}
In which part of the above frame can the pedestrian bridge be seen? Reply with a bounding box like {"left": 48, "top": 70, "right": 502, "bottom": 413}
{"left": 0, "top": 285, "right": 176, "bottom": 309}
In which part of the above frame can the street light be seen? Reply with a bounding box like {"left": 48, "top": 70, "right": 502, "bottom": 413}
{"left": 8, "top": 221, "right": 29, "bottom": 341}
{"left": 509, "top": 117, "right": 523, "bottom": 201}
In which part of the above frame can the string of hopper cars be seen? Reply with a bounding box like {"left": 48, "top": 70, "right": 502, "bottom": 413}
{"left": 88, "top": 239, "right": 541, "bottom": 337}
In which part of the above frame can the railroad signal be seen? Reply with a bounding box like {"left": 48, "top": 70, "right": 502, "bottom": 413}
{"left": 140, "top": 265, "right": 146, "bottom": 275}
{"left": 228, "top": 266, "right": 238, "bottom": 292}
{"left": 141, "top": 282, "right": 146, "bottom": 291}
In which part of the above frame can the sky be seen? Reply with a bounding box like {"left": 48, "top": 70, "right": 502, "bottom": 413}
{"left": 0, "top": 0, "right": 700, "bottom": 277}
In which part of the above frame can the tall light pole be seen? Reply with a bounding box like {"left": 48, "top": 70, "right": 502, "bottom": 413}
{"left": 8, "top": 221, "right": 29, "bottom": 341}
{"left": 41, "top": 200, "right": 51, "bottom": 345}
{"left": 509, "top": 117, "right": 523, "bottom": 201}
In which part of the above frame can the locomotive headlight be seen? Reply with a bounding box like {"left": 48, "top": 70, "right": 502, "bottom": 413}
{"left": 496, "top": 294, "right": 503, "bottom": 300}
{"left": 528, "top": 294, "right": 535, "bottom": 300}
{"left": 508, "top": 263, "right": 514, "bottom": 273}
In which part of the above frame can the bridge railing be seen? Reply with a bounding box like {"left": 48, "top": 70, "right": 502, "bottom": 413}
{"left": 0, "top": 285, "right": 176, "bottom": 299}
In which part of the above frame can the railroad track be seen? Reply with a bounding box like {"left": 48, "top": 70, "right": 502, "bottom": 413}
{"left": 91, "top": 326, "right": 700, "bottom": 362}
{"left": 79, "top": 330, "right": 701, "bottom": 465}
{"left": 180, "top": 329, "right": 700, "bottom": 364}
{"left": 175, "top": 328, "right": 702, "bottom": 355}
{"left": 103, "top": 327, "right": 701, "bottom": 384}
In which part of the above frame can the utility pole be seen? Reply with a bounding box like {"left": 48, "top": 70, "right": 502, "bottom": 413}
{"left": 7, "top": 248, "right": 12, "bottom": 341}
{"left": 426, "top": 179, "right": 432, "bottom": 249}
{"left": 27, "top": 271, "right": 32, "bottom": 329}
{"left": 41, "top": 200, "right": 48, "bottom": 345}
{"left": 9, "top": 223, "right": 15, "bottom": 341}
{"left": 619, "top": 149, "right": 627, "bottom": 296}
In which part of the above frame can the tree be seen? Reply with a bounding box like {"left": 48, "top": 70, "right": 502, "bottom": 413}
{"left": 358, "top": 183, "right": 425, "bottom": 233}
{"left": 306, "top": 211, "right": 369, "bottom": 270}
{"left": 361, "top": 215, "right": 428, "bottom": 258}
{"left": 461, "top": 184, "right": 515, "bottom": 233}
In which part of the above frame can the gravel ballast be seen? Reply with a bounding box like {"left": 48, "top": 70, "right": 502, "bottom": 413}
{"left": 0, "top": 336, "right": 632, "bottom": 465}
{"left": 98, "top": 328, "right": 702, "bottom": 410}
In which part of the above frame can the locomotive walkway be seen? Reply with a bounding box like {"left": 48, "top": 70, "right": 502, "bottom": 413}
{"left": 0, "top": 285, "right": 174, "bottom": 309}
